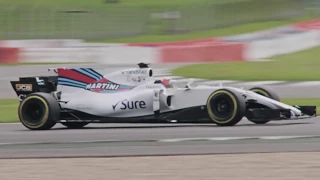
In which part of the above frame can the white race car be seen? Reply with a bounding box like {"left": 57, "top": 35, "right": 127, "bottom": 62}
{"left": 10, "top": 63, "right": 316, "bottom": 130}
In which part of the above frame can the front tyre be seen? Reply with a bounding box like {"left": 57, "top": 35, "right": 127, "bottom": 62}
{"left": 249, "top": 86, "right": 280, "bottom": 101}
{"left": 61, "top": 122, "right": 89, "bottom": 129}
{"left": 18, "top": 93, "right": 60, "bottom": 130}
{"left": 206, "top": 89, "right": 246, "bottom": 126}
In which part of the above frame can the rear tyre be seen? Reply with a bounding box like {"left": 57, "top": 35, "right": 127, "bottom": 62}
{"left": 61, "top": 122, "right": 89, "bottom": 129}
{"left": 248, "top": 86, "right": 280, "bottom": 124}
{"left": 18, "top": 93, "right": 60, "bottom": 130}
{"left": 206, "top": 89, "right": 246, "bottom": 126}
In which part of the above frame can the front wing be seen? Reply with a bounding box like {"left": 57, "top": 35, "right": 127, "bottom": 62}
{"left": 246, "top": 105, "right": 317, "bottom": 122}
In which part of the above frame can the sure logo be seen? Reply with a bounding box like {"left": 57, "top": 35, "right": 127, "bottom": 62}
{"left": 112, "top": 99, "right": 146, "bottom": 110}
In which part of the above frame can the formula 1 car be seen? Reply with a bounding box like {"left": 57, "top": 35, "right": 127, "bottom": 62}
{"left": 10, "top": 63, "right": 316, "bottom": 130}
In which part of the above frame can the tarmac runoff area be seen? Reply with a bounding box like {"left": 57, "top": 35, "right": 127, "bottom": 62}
{"left": 1, "top": 64, "right": 320, "bottom": 179}
{"left": 1, "top": 152, "right": 320, "bottom": 180}
{"left": 2, "top": 117, "right": 320, "bottom": 158}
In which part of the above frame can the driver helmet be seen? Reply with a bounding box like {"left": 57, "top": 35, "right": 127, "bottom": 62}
{"left": 159, "top": 78, "right": 174, "bottom": 88}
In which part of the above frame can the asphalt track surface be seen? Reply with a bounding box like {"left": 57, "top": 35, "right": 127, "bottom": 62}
{"left": 1, "top": 117, "right": 320, "bottom": 158}
{"left": 1, "top": 64, "right": 320, "bottom": 158}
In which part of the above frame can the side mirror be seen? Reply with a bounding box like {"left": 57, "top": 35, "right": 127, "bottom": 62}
{"left": 185, "top": 79, "right": 194, "bottom": 89}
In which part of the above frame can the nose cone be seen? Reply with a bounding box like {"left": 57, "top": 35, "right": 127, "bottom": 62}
{"left": 290, "top": 107, "right": 302, "bottom": 117}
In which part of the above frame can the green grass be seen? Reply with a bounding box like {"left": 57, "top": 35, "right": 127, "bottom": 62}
{"left": 0, "top": 98, "right": 319, "bottom": 123}
{"left": 99, "top": 17, "right": 313, "bottom": 43}
{"left": 0, "top": 0, "right": 309, "bottom": 40}
{"left": 281, "top": 98, "right": 320, "bottom": 116}
{"left": 172, "top": 46, "right": 320, "bottom": 81}
{"left": 0, "top": 99, "right": 19, "bottom": 123}
{"left": 0, "top": 0, "right": 246, "bottom": 6}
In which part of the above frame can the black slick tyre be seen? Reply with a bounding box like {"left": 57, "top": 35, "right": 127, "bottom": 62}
{"left": 206, "top": 88, "right": 246, "bottom": 126}
{"left": 18, "top": 92, "right": 60, "bottom": 130}
{"left": 61, "top": 122, "right": 89, "bottom": 129}
{"left": 248, "top": 86, "right": 280, "bottom": 124}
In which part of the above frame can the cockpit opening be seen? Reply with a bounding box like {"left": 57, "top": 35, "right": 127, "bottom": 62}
{"left": 154, "top": 79, "right": 174, "bottom": 88}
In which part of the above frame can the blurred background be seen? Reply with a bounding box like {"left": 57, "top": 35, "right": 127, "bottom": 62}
{"left": 0, "top": 0, "right": 317, "bottom": 41}
{"left": 2, "top": 1, "right": 320, "bottom": 179}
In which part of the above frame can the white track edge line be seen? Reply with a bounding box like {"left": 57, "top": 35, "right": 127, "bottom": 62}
{"left": 158, "top": 135, "right": 320, "bottom": 142}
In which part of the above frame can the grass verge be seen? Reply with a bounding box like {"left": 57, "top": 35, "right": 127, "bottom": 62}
{"left": 99, "top": 17, "right": 313, "bottom": 43}
{"left": 0, "top": 0, "right": 309, "bottom": 40}
{"left": 0, "top": 0, "right": 243, "bottom": 6}
{"left": 0, "top": 99, "right": 19, "bottom": 123}
{"left": 172, "top": 46, "right": 320, "bottom": 81}
{"left": 0, "top": 98, "right": 319, "bottom": 123}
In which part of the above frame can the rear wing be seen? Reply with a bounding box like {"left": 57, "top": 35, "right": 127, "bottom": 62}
{"left": 12, "top": 64, "right": 152, "bottom": 101}
{"left": 10, "top": 76, "right": 58, "bottom": 102}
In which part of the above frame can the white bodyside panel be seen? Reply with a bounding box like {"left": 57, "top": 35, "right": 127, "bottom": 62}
{"left": 59, "top": 86, "right": 217, "bottom": 117}
{"left": 60, "top": 87, "right": 155, "bottom": 117}
{"left": 55, "top": 66, "right": 302, "bottom": 119}
{"left": 161, "top": 88, "right": 217, "bottom": 112}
